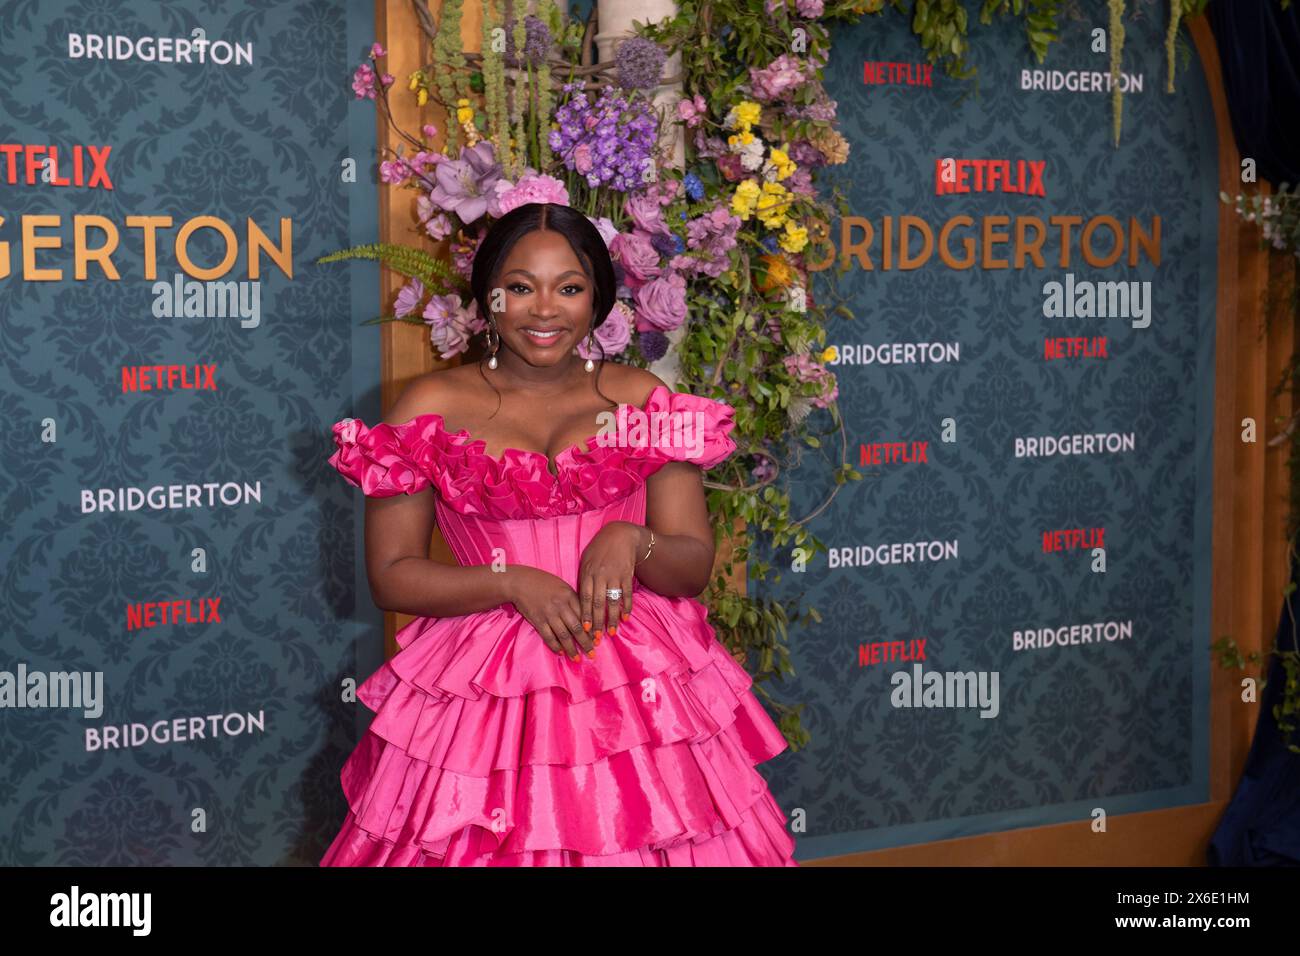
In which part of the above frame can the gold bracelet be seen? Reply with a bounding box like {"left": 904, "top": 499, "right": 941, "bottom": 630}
{"left": 635, "top": 529, "right": 655, "bottom": 565}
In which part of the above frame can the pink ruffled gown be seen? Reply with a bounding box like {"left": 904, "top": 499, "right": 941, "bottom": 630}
{"left": 319, "top": 385, "right": 798, "bottom": 866}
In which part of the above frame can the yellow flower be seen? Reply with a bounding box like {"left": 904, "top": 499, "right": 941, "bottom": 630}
{"left": 408, "top": 73, "right": 421, "bottom": 92}
{"left": 756, "top": 181, "right": 790, "bottom": 229}
{"left": 417, "top": 88, "right": 429, "bottom": 107}
{"left": 726, "top": 130, "right": 756, "bottom": 149}
{"left": 457, "top": 105, "right": 474, "bottom": 125}
{"left": 821, "top": 346, "right": 838, "bottom": 363}
{"left": 734, "top": 100, "right": 761, "bottom": 130}
{"left": 768, "top": 146, "right": 797, "bottom": 181}
{"left": 779, "top": 220, "right": 809, "bottom": 253}
{"left": 457, "top": 97, "right": 470, "bottom": 107}
{"left": 730, "top": 179, "right": 760, "bottom": 220}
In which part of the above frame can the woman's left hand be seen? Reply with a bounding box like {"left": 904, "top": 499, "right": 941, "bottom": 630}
{"left": 578, "top": 521, "right": 646, "bottom": 636}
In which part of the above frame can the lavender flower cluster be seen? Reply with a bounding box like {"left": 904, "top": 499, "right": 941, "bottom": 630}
{"left": 549, "top": 83, "right": 659, "bottom": 191}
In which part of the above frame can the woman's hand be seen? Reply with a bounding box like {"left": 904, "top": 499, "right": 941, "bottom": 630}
{"left": 502, "top": 566, "right": 593, "bottom": 661}
{"left": 578, "top": 521, "right": 647, "bottom": 636}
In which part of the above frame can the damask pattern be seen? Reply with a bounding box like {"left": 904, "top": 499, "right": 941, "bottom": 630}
{"left": 0, "top": 0, "right": 378, "bottom": 865}
{"left": 758, "top": 9, "right": 1218, "bottom": 859}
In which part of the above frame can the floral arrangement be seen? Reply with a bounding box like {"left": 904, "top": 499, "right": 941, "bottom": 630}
{"left": 321, "top": 0, "right": 885, "bottom": 749}
{"left": 327, "top": 0, "right": 1300, "bottom": 750}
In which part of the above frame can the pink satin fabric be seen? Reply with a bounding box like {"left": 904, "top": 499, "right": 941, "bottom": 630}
{"left": 320, "top": 385, "right": 798, "bottom": 866}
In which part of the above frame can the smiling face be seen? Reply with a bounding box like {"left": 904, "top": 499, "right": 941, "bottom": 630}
{"left": 488, "top": 228, "right": 595, "bottom": 369}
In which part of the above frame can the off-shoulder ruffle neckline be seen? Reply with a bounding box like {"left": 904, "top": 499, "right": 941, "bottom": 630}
{"left": 330, "top": 384, "right": 737, "bottom": 519}
{"left": 393, "top": 383, "right": 677, "bottom": 478}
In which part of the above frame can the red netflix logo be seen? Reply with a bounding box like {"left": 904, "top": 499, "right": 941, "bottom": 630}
{"left": 859, "top": 441, "right": 928, "bottom": 466}
{"left": 935, "top": 158, "right": 1046, "bottom": 197}
{"left": 122, "top": 364, "right": 218, "bottom": 392}
{"left": 858, "top": 638, "right": 927, "bottom": 667}
{"left": 127, "top": 597, "right": 222, "bottom": 631}
{"left": 0, "top": 144, "right": 113, "bottom": 188}
{"left": 1042, "top": 528, "right": 1105, "bottom": 552}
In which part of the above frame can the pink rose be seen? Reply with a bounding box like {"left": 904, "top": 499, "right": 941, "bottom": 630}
{"left": 633, "top": 272, "right": 687, "bottom": 332}
{"left": 578, "top": 300, "right": 633, "bottom": 358}
{"left": 492, "top": 172, "right": 570, "bottom": 217}
{"left": 573, "top": 142, "right": 594, "bottom": 174}
{"left": 624, "top": 191, "right": 668, "bottom": 236}
{"left": 609, "top": 231, "right": 662, "bottom": 288}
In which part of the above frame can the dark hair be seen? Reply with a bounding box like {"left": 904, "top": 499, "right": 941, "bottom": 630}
{"left": 468, "top": 202, "right": 619, "bottom": 417}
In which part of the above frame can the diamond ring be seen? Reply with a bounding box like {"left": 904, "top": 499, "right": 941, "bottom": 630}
{"left": 605, "top": 588, "right": 623, "bottom": 601}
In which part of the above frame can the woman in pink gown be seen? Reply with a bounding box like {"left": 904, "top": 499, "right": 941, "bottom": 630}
{"left": 320, "top": 202, "right": 797, "bottom": 866}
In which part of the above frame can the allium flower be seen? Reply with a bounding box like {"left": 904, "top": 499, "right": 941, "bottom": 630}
{"left": 394, "top": 278, "right": 424, "bottom": 317}
{"left": 639, "top": 329, "right": 669, "bottom": 362}
{"left": 428, "top": 140, "right": 502, "bottom": 223}
{"left": 615, "top": 37, "right": 667, "bottom": 90}
{"left": 504, "top": 14, "right": 553, "bottom": 68}
{"left": 578, "top": 301, "right": 633, "bottom": 359}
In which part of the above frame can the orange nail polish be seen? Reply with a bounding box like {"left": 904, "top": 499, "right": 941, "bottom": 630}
{"left": 594, "top": 634, "right": 602, "bottom": 646}
{"left": 621, "top": 612, "right": 629, "bottom": 621}
{"left": 582, "top": 620, "right": 591, "bottom": 632}
{"left": 609, "top": 624, "right": 618, "bottom": 635}
{"left": 586, "top": 649, "right": 596, "bottom": 660}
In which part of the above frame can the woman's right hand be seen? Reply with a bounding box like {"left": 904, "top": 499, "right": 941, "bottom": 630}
{"left": 502, "top": 566, "right": 594, "bottom": 660}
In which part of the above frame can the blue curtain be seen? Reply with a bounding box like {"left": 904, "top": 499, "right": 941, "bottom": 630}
{"left": 1206, "top": 0, "right": 1300, "bottom": 186}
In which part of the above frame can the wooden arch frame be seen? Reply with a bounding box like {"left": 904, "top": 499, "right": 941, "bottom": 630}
{"left": 368, "top": 1, "right": 1296, "bottom": 865}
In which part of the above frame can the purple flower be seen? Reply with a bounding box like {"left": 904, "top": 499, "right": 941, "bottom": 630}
{"left": 587, "top": 216, "right": 619, "bottom": 247}
{"left": 578, "top": 301, "right": 633, "bottom": 358}
{"left": 677, "top": 93, "right": 708, "bottom": 128}
{"left": 504, "top": 13, "right": 552, "bottom": 68}
{"left": 783, "top": 353, "right": 839, "bottom": 408}
{"left": 394, "top": 278, "right": 424, "bottom": 317}
{"left": 639, "top": 329, "right": 669, "bottom": 362}
{"left": 625, "top": 190, "right": 669, "bottom": 236}
{"left": 751, "top": 457, "right": 776, "bottom": 482}
{"left": 423, "top": 294, "right": 484, "bottom": 360}
{"left": 609, "top": 231, "right": 662, "bottom": 288}
{"left": 428, "top": 141, "right": 502, "bottom": 224}
{"left": 633, "top": 272, "right": 688, "bottom": 332}
{"left": 380, "top": 158, "right": 412, "bottom": 185}
{"left": 352, "top": 62, "right": 377, "bottom": 99}
{"left": 796, "top": 0, "right": 824, "bottom": 16}
{"left": 788, "top": 138, "right": 825, "bottom": 168}
{"left": 549, "top": 83, "right": 659, "bottom": 193}
{"left": 671, "top": 204, "right": 741, "bottom": 278}
{"left": 614, "top": 37, "right": 667, "bottom": 90}
{"left": 749, "top": 54, "right": 815, "bottom": 102}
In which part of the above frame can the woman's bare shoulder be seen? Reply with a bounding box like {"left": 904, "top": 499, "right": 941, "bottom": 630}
{"left": 381, "top": 366, "right": 482, "bottom": 426}
{"left": 604, "top": 362, "right": 669, "bottom": 408}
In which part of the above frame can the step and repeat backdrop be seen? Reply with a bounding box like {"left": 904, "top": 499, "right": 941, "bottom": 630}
{"left": 757, "top": 11, "right": 1220, "bottom": 858}
{"left": 0, "top": 0, "right": 382, "bottom": 864}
